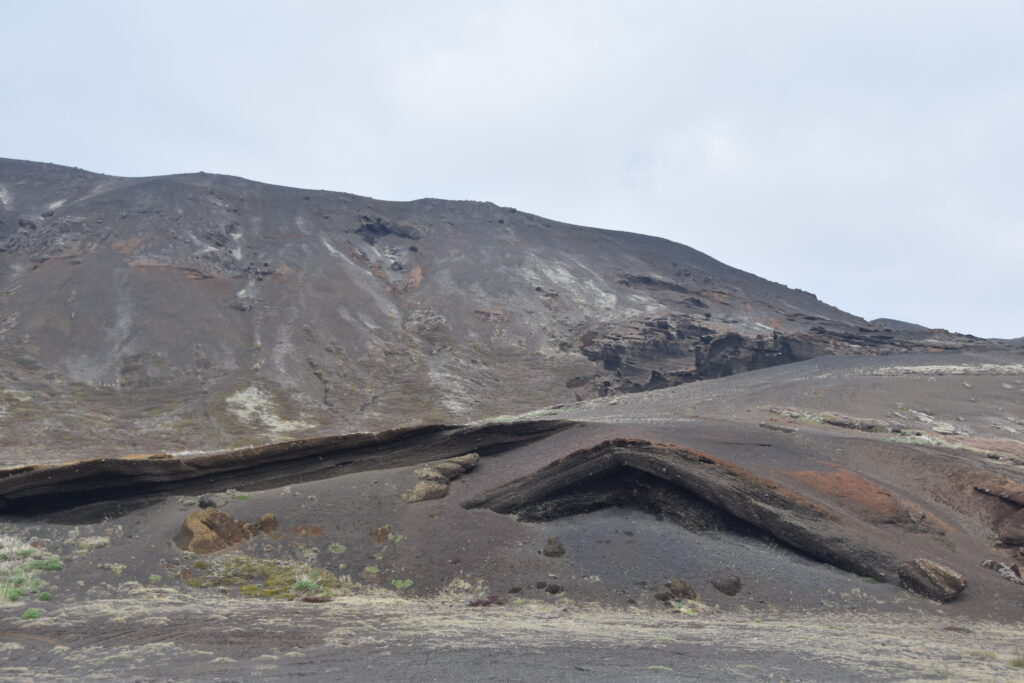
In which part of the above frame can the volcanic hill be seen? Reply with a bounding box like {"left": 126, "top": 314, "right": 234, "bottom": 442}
{"left": 2, "top": 159, "right": 1024, "bottom": 679}
{"left": 0, "top": 158, "right": 998, "bottom": 464}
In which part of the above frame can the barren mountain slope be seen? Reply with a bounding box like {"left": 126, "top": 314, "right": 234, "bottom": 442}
{"left": 0, "top": 159, "right": 996, "bottom": 463}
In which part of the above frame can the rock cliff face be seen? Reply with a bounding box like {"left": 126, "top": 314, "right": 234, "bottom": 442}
{"left": 0, "top": 158, "right": 997, "bottom": 461}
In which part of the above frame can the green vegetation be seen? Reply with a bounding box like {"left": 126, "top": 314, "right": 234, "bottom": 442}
{"left": 327, "top": 543, "right": 347, "bottom": 554}
{"left": 391, "top": 579, "right": 414, "bottom": 590}
{"left": 187, "top": 553, "right": 349, "bottom": 600}
{"left": 30, "top": 557, "right": 64, "bottom": 571}
{"left": 362, "top": 565, "right": 380, "bottom": 574}
{"left": 1010, "top": 655, "right": 1024, "bottom": 668}
{"left": 20, "top": 608, "right": 42, "bottom": 620}
{"left": 37, "top": 591, "right": 52, "bottom": 601}
{"left": 1, "top": 535, "right": 63, "bottom": 603}
{"left": 148, "top": 574, "right": 163, "bottom": 583}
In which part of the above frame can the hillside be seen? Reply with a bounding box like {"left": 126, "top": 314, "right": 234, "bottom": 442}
{"left": 0, "top": 159, "right": 998, "bottom": 463}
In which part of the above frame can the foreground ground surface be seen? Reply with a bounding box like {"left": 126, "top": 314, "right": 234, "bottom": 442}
{"left": 2, "top": 591, "right": 1023, "bottom": 681}
{"left": 2, "top": 350, "right": 1023, "bottom": 680}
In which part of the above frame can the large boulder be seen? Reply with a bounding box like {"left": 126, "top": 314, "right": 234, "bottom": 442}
{"left": 897, "top": 559, "right": 967, "bottom": 602}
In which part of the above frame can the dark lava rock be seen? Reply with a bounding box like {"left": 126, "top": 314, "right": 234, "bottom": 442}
{"left": 198, "top": 495, "right": 218, "bottom": 509}
{"left": 897, "top": 559, "right": 967, "bottom": 602}
{"left": 508, "top": 586, "right": 522, "bottom": 594}
{"left": 665, "top": 578, "right": 697, "bottom": 601}
{"left": 711, "top": 573, "right": 742, "bottom": 596}
{"left": 535, "top": 581, "right": 548, "bottom": 590}
{"left": 542, "top": 537, "right": 566, "bottom": 557}
{"left": 544, "top": 584, "right": 564, "bottom": 594}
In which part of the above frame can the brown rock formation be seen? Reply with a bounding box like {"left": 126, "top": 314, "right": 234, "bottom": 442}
{"left": 173, "top": 508, "right": 275, "bottom": 554}
{"left": 897, "top": 559, "right": 967, "bottom": 602}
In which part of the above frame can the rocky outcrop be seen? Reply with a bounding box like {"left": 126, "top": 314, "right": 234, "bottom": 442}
{"left": 173, "top": 508, "right": 278, "bottom": 554}
{"left": 996, "top": 509, "right": 1024, "bottom": 546}
{"left": 466, "top": 439, "right": 897, "bottom": 578}
{"left": 465, "top": 439, "right": 972, "bottom": 598}
{"left": 0, "top": 424, "right": 567, "bottom": 516}
{"left": 897, "top": 559, "right": 967, "bottom": 602}
{"left": 972, "top": 481, "right": 1024, "bottom": 548}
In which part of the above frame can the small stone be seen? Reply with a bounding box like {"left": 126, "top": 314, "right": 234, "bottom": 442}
{"left": 371, "top": 525, "right": 391, "bottom": 545}
{"left": 711, "top": 573, "right": 742, "bottom": 596}
{"left": 544, "top": 584, "right": 563, "bottom": 594}
{"left": 198, "top": 495, "right": 218, "bottom": 509}
{"left": 542, "top": 537, "right": 566, "bottom": 557}
{"left": 258, "top": 513, "right": 278, "bottom": 533}
{"left": 508, "top": 586, "right": 522, "bottom": 593}
{"left": 401, "top": 480, "right": 449, "bottom": 503}
{"left": 898, "top": 559, "right": 967, "bottom": 602}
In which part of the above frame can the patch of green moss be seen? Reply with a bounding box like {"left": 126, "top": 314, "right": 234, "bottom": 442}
{"left": 187, "top": 553, "right": 348, "bottom": 600}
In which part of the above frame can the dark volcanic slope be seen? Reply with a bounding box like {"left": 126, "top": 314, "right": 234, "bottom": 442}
{"left": 0, "top": 158, "right": 998, "bottom": 463}
{"left": 2, "top": 352, "right": 1023, "bottom": 623}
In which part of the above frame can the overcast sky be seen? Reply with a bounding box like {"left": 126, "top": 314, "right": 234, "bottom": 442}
{"left": 3, "top": 1, "right": 1022, "bottom": 337}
